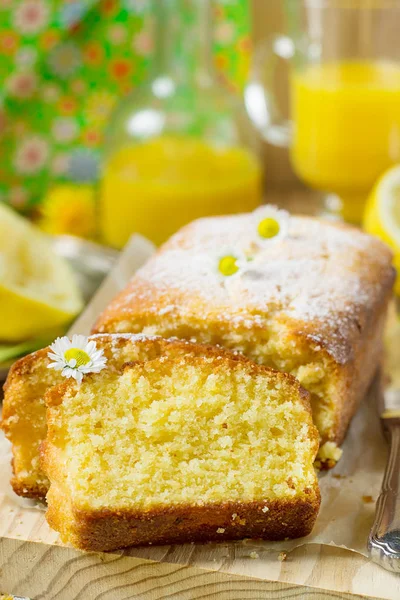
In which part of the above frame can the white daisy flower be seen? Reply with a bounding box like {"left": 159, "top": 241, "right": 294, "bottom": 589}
{"left": 47, "top": 335, "right": 107, "bottom": 385}
{"left": 252, "top": 205, "right": 290, "bottom": 244}
{"left": 42, "top": 83, "right": 61, "bottom": 103}
{"left": 108, "top": 24, "right": 127, "bottom": 46}
{"left": 8, "top": 186, "right": 29, "bottom": 209}
{"left": 132, "top": 31, "right": 153, "bottom": 56}
{"left": 6, "top": 71, "right": 37, "bottom": 100}
{"left": 14, "top": 136, "right": 49, "bottom": 175}
{"left": 51, "top": 152, "right": 70, "bottom": 176}
{"left": 15, "top": 46, "right": 37, "bottom": 68}
{"left": 13, "top": 0, "right": 49, "bottom": 35}
{"left": 214, "top": 247, "right": 247, "bottom": 280}
{"left": 124, "top": 0, "right": 149, "bottom": 14}
{"left": 47, "top": 42, "right": 81, "bottom": 79}
{"left": 52, "top": 117, "right": 78, "bottom": 143}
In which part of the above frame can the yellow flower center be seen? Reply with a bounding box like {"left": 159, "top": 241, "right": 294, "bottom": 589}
{"left": 257, "top": 217, "right": 280, "bottom": 239}
{"left": 64, "top": 348, "right": 91, "bottom": 367}
{"left": 218, "top": 255, "right": 239, "bottom": 277}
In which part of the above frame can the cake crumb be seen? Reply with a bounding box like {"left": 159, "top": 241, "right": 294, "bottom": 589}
{"left": 333, "top": 474, "right": 346, "bottom": 479}
{"left": 362, "top": 495, "right": 374, "bottom": 504}
{"left": 317, "top": 441, "right": 343, "bottom": 465}
{"left": 249, "top": 551, "right": 259, "bottom": 559}
{"left": 216, "top": 528, "right": 225, "bottom": 534}
{"left": 262, "top": 506, "right": 269, "bottom": 513}
{"left": 278, "top": 552, "right": 287, "bottom": 562}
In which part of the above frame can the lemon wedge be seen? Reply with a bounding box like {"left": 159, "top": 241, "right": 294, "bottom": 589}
{"left": 363, "top": 165, "right": 400, "bottom": 295}
{"left": 0, "top": 203, "right": 83, "bottom": 342}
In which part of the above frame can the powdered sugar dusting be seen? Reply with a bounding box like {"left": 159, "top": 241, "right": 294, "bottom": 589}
{"left": 104, "top": 214, "right": 394, "bottom": 363}
{"left": 90, "top": 333, "right": 159, "bottom": 343}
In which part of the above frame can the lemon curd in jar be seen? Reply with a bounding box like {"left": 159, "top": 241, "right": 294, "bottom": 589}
{"left": 100, "top": 136, "right": 262, "bottom": 248}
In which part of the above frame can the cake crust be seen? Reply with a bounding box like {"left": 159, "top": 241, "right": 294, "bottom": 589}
{"left": 45, "top": 495, "right": 320, "bottom": 551}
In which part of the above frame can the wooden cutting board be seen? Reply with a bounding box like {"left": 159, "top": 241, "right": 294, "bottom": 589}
{"left": 1, "top": 484, "right": 400, "bottom": 600}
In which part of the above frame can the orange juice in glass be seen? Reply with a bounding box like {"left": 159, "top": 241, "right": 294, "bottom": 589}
{"left": 246, "top": 0, "right": 400, "bottom": 222}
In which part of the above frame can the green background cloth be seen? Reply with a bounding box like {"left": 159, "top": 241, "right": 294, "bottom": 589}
{"left": 0, "top": 0, "right": 251, "bottom": 211}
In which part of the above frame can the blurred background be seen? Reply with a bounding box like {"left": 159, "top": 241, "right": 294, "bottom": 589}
{"left": 0, "top": 0, "right": 358, "bottom": 229}
{"left": 0, "top": 0, "right": 399, "bottom": 366}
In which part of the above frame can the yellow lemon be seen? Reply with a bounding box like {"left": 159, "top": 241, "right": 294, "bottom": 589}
{"left": 0, "top": 203, "right": 83, "bottom": 342}
{"left": 363, "top": 165, "right": 400, "bottom": 295}
{"left": 40, "top": 185, "right": 96, "bottom": 238}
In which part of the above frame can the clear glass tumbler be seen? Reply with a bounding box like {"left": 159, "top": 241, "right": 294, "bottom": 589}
{"left": 246, "top": 0, "right": 400, "bottom": 223}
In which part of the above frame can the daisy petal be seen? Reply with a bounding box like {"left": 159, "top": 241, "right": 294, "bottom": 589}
{"left": 86, "top": 340, "right": 97, "bottom": 354}
{"left": 47, "top": 362, "right": 64, "bottom": 371}
{"left": 71, "top": 334, "right": 89, "bottom": 349}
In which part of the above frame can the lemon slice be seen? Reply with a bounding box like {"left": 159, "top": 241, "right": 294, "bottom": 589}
{"left": 0, "top": 203, "right": 83, "bottom": 342}
{"left": 363, "top": 165, "right": 400, "bottom": 295}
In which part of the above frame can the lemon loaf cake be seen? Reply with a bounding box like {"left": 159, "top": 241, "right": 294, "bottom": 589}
{"left": 42, "top": 336, "right": 320, "bottom": 550}
{"left": 94, "top": 211, "right": 395, "bottom": 464}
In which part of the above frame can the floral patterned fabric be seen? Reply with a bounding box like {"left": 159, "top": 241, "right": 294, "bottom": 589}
{"left": 0, "top": 0, "right": 251, "bottom": 211}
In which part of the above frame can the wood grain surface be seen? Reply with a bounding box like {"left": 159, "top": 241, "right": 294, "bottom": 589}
{"left": 1, "top": 452, "right": 400, "bottom": 600}
{"left": 0, "top": 535, "right": 395, "bottom": 600}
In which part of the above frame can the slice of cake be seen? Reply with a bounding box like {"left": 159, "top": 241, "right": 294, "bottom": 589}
{"left": 2, "top": 333, "right": 204, "bottom": 498}
{"left": 93, "top": 210, "right": 395, "bottom": 466}
{"left": 42, "top": 336, "right": 320, "bottom": 550}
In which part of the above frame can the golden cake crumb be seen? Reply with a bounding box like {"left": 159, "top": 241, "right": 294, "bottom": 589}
{"left": 278, "top": 552, "right": 287, "bottom": 562}
{"left": 362, "top": 495, "right": 374, "bottom": 504}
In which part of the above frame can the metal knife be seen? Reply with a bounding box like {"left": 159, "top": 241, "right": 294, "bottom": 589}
{"left": 368, "top": 302, "right": 400, "bottom": 572}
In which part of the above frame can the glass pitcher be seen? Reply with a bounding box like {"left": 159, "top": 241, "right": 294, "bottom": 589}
{"left": 100, "top": 0, "right": 261, "bottom": 248}
{"left": 246, "top": 0, "right": 400, "bottom": 223}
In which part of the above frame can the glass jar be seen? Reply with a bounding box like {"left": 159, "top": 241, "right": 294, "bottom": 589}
{"left": 99, "top": 0, "right": 262, "bottom": 248}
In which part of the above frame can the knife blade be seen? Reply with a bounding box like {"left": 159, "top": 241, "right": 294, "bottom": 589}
{"left": 368, "top": 301, "right": 400, "bottom": 572}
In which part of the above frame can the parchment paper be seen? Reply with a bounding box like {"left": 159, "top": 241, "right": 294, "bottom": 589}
{"left": 0, "top": 234, "right": 393, "bottom": 557}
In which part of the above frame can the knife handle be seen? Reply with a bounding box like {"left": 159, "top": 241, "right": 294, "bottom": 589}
{"left": 368, "top": 422, "right": 400, "bottom": 572}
